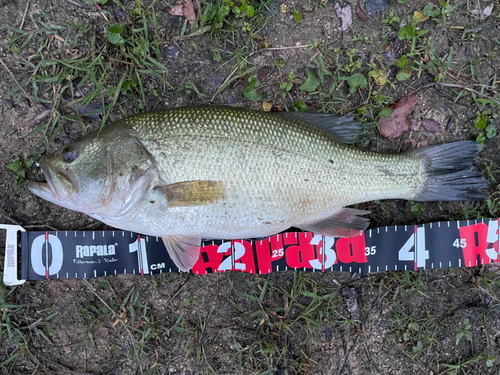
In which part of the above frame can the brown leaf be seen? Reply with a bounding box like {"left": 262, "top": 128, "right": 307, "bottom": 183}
{"left": 257, "top": 66, "right": 271, "bottom": 81}
{"left": 422, "top": 118, "right": 442, "bottom": 133}
{"left": 356, "top": 3, "right": 369, "bottom": 21}
{"left": 168, "top": 0, "right": 196, "bottom": 27}
{"left": 168, "top": 4, "right": 184, "bottom": 16}
{"left": 401, "top": 139, "right": 417, "bottom": 152}
{"left": 379, "top": 92, "right": 419, "bottom": 139}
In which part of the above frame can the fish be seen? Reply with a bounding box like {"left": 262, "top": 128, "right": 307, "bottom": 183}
{"left": 28, "top": 105, "right": 489, "bottom": 271}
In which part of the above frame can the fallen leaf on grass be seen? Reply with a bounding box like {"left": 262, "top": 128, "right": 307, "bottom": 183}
{"left": 471, "top": 2, "right": 494, "bottom": 20}
{"left": 401, "top": 139, "right": 417, "bottom": 152}
{"left": 262, "top": 102, "right": 272, "bottom": 112}
{"left": 169, "top": 0, "right": 196, "bottom": 27}
{"left": 414, "top": 10, "right": 429, "bottom": 22}
{"left": 422, "top": 118, "right": 442, "bottom": 133}
{"left": 334, "top": 2, "right": 352, "bottom": 31}
{"left": 379, "top": 92, "right": 418, "bottom": 139}
{"left": 356, "top": 3, "right": 369, "bottom": 21}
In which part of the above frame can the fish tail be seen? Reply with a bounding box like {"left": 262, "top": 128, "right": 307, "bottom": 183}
{"left": 411, "top": 141, "right": 489, "bottom": 201}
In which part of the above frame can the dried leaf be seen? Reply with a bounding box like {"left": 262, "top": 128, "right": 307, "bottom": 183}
{"left": 482, "top": 3, "right": 494, "bottom": 19}
{"left": 334, "top": 3, "right": 352, "bottom": 31}
{"left": 471, "top": 3, "right": 494, "bottom": 19}
{"left": 262, "top": 102, "right": 272, "bottom": 112}
{"left": 168, "top": 4, "right": 184, "bottom": 16}
{"left": 379, "top": 92, "right": 419, "bottom": 139}
{"left": 356, "top": 3, "right": 369, "bottom": 21}
{"left": 371, "top": 69, "right": 387, "bottom": 86}
{"left": 257, "top": 66, "right": 271, "bottom": 81}
{"left": 401, "top": 139, "right": 417, "bottom": 152}
{"left": 422, "top": 118, "right": 442, "bottom": 133}
{"left": 414, "top": 11, "right": 429, "bottom": 22}
{"left": 168, "top": 0, "right": 196, "bottom": 27}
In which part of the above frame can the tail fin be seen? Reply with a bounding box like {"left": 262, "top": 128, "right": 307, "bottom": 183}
{"left": 411, "top": 141, "right": 489, "bottom": 201}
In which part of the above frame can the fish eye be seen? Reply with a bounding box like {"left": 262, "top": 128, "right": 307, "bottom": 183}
{"left": 62, "top": 148, "right": 77, "bottom": 163}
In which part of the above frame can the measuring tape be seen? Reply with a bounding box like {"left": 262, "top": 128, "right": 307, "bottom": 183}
{"left": 2, "top": 219, "right": 500, "bottom": 286}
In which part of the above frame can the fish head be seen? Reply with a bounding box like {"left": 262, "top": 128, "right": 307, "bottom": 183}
{"left": 28, "top": 129, "right": 157, "bottom": 222}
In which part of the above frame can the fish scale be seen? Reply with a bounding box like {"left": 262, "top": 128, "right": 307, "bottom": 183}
{"left": 29, "top": 106, "right": 489, "bottom": 271}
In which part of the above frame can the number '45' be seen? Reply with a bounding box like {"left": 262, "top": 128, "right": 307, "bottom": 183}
{"left": 453, "top": 239, "right": 467, "bottom": 248}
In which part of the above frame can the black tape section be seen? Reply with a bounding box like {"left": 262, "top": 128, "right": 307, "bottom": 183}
{"left": 15, "top": 219, "right": 500, "bottom": 281}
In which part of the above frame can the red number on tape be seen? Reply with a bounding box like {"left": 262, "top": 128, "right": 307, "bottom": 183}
{"left": 459, "top": 223, "right": 499, "bottom": 266}
{"left": 336, "top": 234, "right": 368, "bottom": 264}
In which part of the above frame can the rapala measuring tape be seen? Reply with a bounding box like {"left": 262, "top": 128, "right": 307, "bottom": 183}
{"left": 2, "top": 219, "right": 500, "bottom": 286}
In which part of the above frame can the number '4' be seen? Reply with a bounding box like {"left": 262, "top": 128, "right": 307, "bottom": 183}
{"left": 398, "top": 226, "right": 429, "bottom": 268}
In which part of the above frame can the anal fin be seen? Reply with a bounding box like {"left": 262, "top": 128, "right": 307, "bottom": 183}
{"left": 162, "top": 235, "right": 201, "bottom": 271}
{"left": 297, "top": 208, "right": 370, "bottom": 238}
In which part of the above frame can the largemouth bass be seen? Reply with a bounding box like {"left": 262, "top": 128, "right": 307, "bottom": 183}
{"left": 28, "top": 106, "right": 488, "bottom": 271}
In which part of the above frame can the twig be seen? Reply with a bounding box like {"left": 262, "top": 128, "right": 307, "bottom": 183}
{"left": 37, "top": 353, "right": 94, "bottom": 375}
{"left": 437, "top": 82, "right": 500, "bottom": 105}
{"left": 419, "top": 82, "right": 500, "bottom": 105}
{"left": 65, "top": 0, "right": 84, "bottom": 7}
{"left": 168, "top": 278, "right": 190, "bottom": 302}
{"left": 263, "top": 45, "right": 311, "bottom": 51}
{"left": 464, "top": 22, "right": 500, "bottom": 34}
{"left": 340, "top": 336, "right": 359, "bottom": 374}
{"left": 81, "top": 279, "right": 144, "bottom": 375}
{"left": 20, "top": 0, "right": 31, "bottom": 30}
{"left": 24, "top": 224, "right": 60, "bottom": 231}
{"left": 0, "top": 57, "right": 36, "bottom": 106}
{"left": 29, "top": 109, "right": 52, "bottom": 125}
{"left": 373, "top": 53, "right": 387, "bottom": 75}
{"left": 0, "top": 210, "right": 21, "bottom": 226}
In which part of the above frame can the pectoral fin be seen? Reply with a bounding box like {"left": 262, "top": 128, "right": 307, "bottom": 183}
{"left": 162, "top": 235, "right": 201, "bottom": 272}
{"left": 297, "top": 208, "right": 370, "bottom": 237}
{"left": 154, "top": 180, "right": 225, "bottom": 207}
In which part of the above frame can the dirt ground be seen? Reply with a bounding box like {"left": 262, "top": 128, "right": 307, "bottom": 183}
{"left": 1, "top": 0, "right": 500, "bottom": 374}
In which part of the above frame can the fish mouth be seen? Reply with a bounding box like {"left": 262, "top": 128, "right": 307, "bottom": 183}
{"left": 28, "top": 161, "right": 78, "bottom": 203}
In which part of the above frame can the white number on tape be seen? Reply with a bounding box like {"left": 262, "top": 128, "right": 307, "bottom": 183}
{"left": 31, "top": 234, "right": 63, "bottom": 276}
{"left": 218, "top": 242, "right": 246, "bottom": 271}
{"left": 398, "top": 227, "right": 429, "bottom": 268}
{"left": 309, "top": 235, "right": 336, "bottom": 269}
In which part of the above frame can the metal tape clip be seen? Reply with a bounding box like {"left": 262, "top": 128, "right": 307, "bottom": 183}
{"left": 1, "top": 224, "right": 26, "bottom": 286}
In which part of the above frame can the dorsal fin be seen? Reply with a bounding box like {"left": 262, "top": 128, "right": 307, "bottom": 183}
{"left": 279, "top": 112, "right": 365, "bottom": 144}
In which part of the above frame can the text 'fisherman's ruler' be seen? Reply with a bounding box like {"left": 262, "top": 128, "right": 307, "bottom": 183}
{"left": 2, "top": 219, "right": 500, "bottom": 285}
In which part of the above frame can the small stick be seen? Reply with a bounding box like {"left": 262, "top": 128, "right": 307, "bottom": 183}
{"left": 0, "top": 210, "right": 21, "bottom": 226}
{"left": 437, "top": 82, "right": 500, "bottom": 105}
{"left": 464, "top": 22, "right": 500, "bottom": 34}
{"left": 37, "top": 353, "right": 93, "bottom": 375}
{"left": 419, "top": 82, "right": 500, "bottom": 106}
{"left": 0, "top": 57, "right": 36, "bottom": 106}
{"left": 340, "top": 336, "right": 359, "bottom": 374}
{"left": 20, "top": 0, "right": 31, "bottom": 30}
{"left": 168, "top": 279, "right": 190, "bottom": 302}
